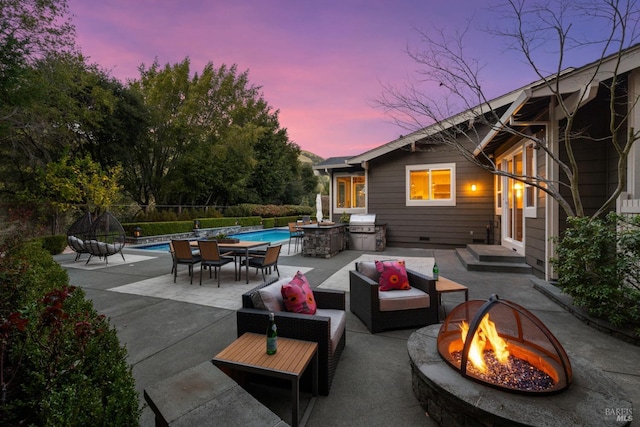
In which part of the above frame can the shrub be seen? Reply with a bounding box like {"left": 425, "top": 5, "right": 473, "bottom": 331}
{"left": 0, "top": 239, "right": 140, "bottom": 425}
{"left": 224, "top": 204, "right": 314, "bottom": 218}
{"left": 552, "top": 213, "right": 640, "bottom": 330}
{"left": 40, "top": 234, "right": 68, "bottom": 255}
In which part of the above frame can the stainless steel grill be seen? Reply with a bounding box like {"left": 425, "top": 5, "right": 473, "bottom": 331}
{"left": 349, "top": 213, "right": 376, "bottom": 233}
{"left": 349, "top": 214, "right": 378, "bottom": 250}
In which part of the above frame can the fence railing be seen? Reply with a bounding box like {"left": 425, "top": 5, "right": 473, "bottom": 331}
{"left": 618, "top": 192, "right": 640, "bottom": 215}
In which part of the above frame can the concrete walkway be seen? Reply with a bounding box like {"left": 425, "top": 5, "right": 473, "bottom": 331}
{"left": 55, "top": 246, "right": 640, "bottom": 426}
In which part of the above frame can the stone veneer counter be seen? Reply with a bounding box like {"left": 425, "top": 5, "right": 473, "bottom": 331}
{"left": 300, "top": 223, "right": 347, "bottom": 258}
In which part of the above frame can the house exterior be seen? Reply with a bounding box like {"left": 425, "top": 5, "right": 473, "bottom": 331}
{"left": 315, "top": 43, "right": 640, "bottom": 281}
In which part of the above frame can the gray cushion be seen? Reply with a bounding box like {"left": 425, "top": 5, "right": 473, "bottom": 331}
{"left": 356, "top": 261, "right": 380, "bottom": 282}
{"left": 250, "top": 278, "right": 290, "bottom": 312}
{"left": 378, "top": 287, "right": 430, "bottom": 312}
{"left": 316, "top": 308, "right": 346, "bottom": 354}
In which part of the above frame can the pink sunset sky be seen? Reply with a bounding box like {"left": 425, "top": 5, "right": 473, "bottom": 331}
{"left": 67, "top": 0, "right": 609, "bottom": 159}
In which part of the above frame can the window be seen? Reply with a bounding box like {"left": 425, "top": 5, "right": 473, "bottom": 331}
{"left": 524, "top": 143, "right": 536, "bottom": 217}
{"left": 334, "top": 174, "right": 366, "bottom": 211}
{"left": 496, "top": 141, "right": 537, "bottom": 219}
{"left": 406, "top": 163, "right": 456, "bottom": 206}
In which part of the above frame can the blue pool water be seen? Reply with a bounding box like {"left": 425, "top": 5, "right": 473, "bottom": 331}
{"left": 134, "top": 229, "right": 290, "bottom": 252}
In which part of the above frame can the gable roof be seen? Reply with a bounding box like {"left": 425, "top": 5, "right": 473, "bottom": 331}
{"left": 313, "top": 156, "right": 353, "bottom": 170}
{"left": 347, "top": 42, "right": 640, "bottom": 164}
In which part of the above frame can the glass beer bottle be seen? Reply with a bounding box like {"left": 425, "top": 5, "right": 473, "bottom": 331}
{"left": 266, "top": 312, "right": 277, "bottom": 355}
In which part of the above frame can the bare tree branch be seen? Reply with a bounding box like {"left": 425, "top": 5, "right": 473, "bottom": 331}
{"left": 375, "top": 0, "right": 640, "bottom": 219}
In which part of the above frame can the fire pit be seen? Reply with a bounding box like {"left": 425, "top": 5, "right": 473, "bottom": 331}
{"left": 437, "top": 294, "right": 572, "bottom": 395}
{"left": 408, "top": 296, "right": 633, "bottom": 426}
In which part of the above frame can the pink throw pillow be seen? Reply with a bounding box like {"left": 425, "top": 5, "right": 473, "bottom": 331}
{"left": 281, "top": 271, "right": 317, "bottom": 314}
{"left": 375, "top": 260, "right": 411, "bottom": 291}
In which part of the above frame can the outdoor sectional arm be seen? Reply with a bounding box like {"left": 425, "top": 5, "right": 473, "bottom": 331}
{"left": 311, "top": 288, "right": 346, "bottom": 311}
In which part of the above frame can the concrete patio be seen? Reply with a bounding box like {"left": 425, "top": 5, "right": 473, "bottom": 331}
{"left": 55, "top": 245, "right": 640, "bottom": 426}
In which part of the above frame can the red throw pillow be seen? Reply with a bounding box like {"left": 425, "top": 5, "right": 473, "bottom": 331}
{"left": 281, "top": 271, "right": 317, "bottom": 314}
{"left": 375, "top": 260, "right": 411, "bottom": 291}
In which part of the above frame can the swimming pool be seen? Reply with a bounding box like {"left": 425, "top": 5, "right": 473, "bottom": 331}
{"left": 133, "top": 228, "right": 290, "bottom": 252}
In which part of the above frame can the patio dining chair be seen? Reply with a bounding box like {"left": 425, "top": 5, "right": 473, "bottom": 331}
{"left": 172, "top": 240, "right": 202, "bottom": 284}
{"left": 198, "top": 240, "right": 236, "bottom": 287}
{"left": 242, "top": 244, "right": 282, "bottom": 281}
{"left": 287, "top": 222, "right": 303, "bottom": 254}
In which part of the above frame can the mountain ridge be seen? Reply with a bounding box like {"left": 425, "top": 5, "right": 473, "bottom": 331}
{"left": 299, "top": 150, "right": 324, "bottom": 165}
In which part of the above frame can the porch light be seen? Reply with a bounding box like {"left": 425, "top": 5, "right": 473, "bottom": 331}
{"left": 133, "top": 227, "right": 142, "bottom": 238}
{"left": 471, "top": 184, "right": 477, "bottom": 192}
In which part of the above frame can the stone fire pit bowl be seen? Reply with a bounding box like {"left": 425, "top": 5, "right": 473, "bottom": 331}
{"left": 408, "top": 325, "right": 633, "bottom": 427}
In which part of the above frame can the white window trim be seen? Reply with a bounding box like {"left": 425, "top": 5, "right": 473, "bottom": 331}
{"left": 496, "top": 141, "right": 537, "bottom": 218}
{"left": 523, "top": 142, "right": 537, "bottom": 218}
{"left": 333, "top": 172, "right": 367, "bottom": 213}
{"left": 495, "top": 171, "right": 503, "bottom": 215}
{"left": 405, "top": 163, "right": 456, "bottom": 207}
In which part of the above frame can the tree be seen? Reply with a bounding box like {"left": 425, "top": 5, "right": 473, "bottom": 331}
{"left": 0, "top": 53, "right": 125, "bottom": 228}
{"left": 128, "top": 58, "right": 302, "bottom": 207}
{"left": 0, "top": 0, "right": 76, "bottom": 121}
{"left": 377, "top": 0, "right": 640, "bottom": 219}
{"left": 18, "top": 153, "right": 122, "bottom": 234}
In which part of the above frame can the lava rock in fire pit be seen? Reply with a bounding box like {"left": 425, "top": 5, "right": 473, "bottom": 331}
{"left": 452, "top": 350, "right": 555, "bottom": 392}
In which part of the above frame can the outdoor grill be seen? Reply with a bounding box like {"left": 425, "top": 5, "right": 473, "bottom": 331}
{"left": 349, "top": 214, "right": 385, "bottom": 251}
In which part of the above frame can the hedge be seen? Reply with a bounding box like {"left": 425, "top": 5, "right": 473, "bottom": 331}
{"left": 123, "top": 215, "right": 315, "bottom": 237}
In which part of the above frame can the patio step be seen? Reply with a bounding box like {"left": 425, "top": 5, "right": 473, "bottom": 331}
{"left": 144, "top": 362, "right": 287, "bottom": 426}
{"left": 456, "top": 245, "right": 532, "bottom": 274}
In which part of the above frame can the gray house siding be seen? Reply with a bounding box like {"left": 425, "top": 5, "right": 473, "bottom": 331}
{"left": 366, "top": 145, "right": 494, "bottom": 249}
{"left": 558, "top": 86, "right": 624, "bottom": 229}
{"left": 524, "top": 147, "right": 548, "bottom": 278}
{"left": 524, "top": 81, "right": 625, "bottom": 278}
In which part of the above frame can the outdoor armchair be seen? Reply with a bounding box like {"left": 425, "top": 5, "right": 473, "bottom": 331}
{"left": 66, "top": 212, "right": 93, "bottom": 262}
{"left": 236, "top": 276, "right": 346, "bottom": 395}
{"left": 349, "top": 261, "right": 439, "bottom": 333}
{"left": 67, "top": 211, "right": 126, "bottom": 265}
{"left": 83, "top": 211, "right": 126, "bottom": 265}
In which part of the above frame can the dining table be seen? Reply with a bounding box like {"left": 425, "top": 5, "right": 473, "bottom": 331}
{"left": 191, "top": 240, "right": 268, "bottom": 284}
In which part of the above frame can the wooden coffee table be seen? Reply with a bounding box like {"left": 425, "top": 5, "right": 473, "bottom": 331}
{"left": 436, "top": 276, "right": 469, "bottom": 317}
{"left": 212, "top": 332, "right": 318, "bottom": 427}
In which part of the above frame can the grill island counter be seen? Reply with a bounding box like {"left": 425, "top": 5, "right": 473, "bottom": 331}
{"left": 300, "top": 223, "right": 347, "bottom": 258}
{"left": 349, "top": 214, "right": 386, "bottom": 251}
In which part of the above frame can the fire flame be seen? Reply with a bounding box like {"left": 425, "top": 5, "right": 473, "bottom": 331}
{"left": 460, "top": 314, "right": 510, "bottom": 373}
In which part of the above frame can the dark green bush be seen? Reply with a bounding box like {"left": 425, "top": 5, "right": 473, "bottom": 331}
{"left": 262, "top": 218, "right": 275, "bottom": 229}
{"left": 552, "top": 213, "right": 640, "bottom": 330}
{"left": 134, "top": 207, "right": 223, "bottom": 222}
{"left": 1, "top": 239, "right": 140, "bottom": 425}
{"left": 274, "top": 216, "right": 302, "bottom": 226}
{"left": 123, "top": 220, "right": 195, "bottom": 237}
{"left": 40, "top": 234, "right": 68, "bottom": 255}
{"left": 225, "top": 204, "right": 313, "bottom": 218}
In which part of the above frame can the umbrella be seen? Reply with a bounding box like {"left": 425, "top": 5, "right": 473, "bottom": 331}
{"left": 316, "top": 193, "right": 323, "bottom": 223}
